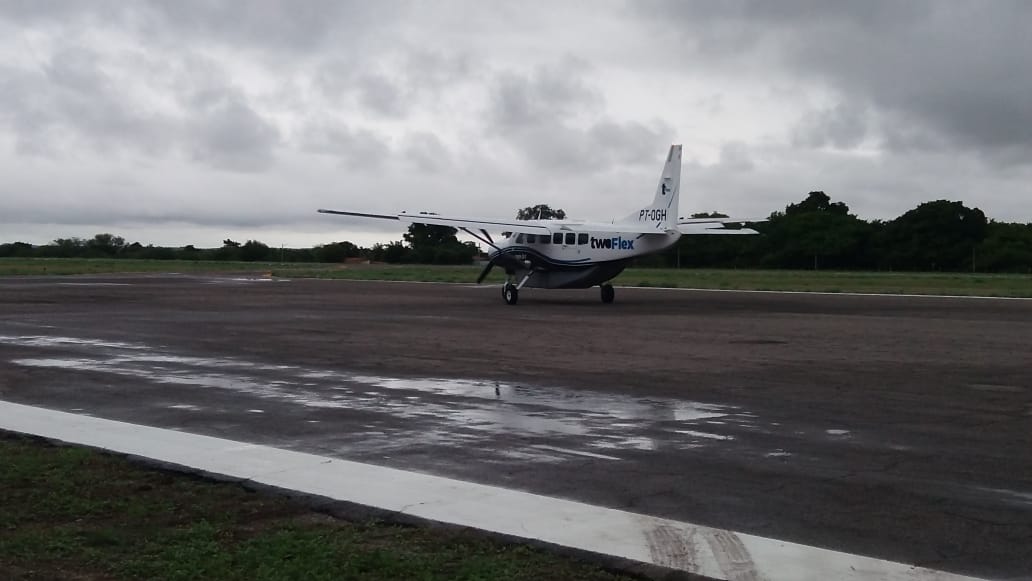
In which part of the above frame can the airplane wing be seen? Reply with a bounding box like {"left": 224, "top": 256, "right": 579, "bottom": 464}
{"left": 317, "top": 209, "right": 553, "bottom": 235}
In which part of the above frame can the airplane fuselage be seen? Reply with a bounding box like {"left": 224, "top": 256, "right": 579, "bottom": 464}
{"left": 489, "top": 223, "right": 681, "bottom": 289}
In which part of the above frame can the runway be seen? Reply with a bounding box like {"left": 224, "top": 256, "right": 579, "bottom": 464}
{"left": 1, "top": 274, "right": 1030, "bottom": 579}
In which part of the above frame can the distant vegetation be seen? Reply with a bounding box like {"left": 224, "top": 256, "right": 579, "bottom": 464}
{"left": 2, "top": 192, "right": 1031, "bottom": 272}
{"left": 653, "top": 192, "right": 1032, "bottom": 273}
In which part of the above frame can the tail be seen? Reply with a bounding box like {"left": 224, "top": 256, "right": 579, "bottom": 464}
{"left": 621, "top": 144, "right": 681, "bottom": 230}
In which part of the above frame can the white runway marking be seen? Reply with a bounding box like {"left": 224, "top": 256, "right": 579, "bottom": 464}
{"left": 622, "top": 285, "right": 1032, "bottom": 301}
{"left": 0, "top": 401, "right": 985, "bottom": 581}
{"left": 56, "top": 282, "right": 132, "bottom": 286}
{"left": 530, "top": 444, "right": 621, "bottom": 461}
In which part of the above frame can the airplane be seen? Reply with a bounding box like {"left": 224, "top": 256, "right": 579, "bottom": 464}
{"left": 318, "top": 144, "right": 759, "bottom": 305}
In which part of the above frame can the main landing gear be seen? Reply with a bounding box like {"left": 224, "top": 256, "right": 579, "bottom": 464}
{"left": 600, "top": 283, "right": 615, "bottom": 304}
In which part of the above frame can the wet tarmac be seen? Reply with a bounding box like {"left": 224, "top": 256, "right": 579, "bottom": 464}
{"left": 1, "top": 274, "right": 1030, "bottom": 579}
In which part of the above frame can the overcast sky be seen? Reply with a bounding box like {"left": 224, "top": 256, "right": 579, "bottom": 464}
{"left": 2, "top": 1, "right": 1031, "bottom": 248}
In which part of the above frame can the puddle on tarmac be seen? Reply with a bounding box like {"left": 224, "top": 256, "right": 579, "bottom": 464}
{"left": 3, "top": 333, "right": 767, "bottom": 464}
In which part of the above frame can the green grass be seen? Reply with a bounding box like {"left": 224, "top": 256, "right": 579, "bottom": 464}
{"left": 0, "top": 434, "right": 628, "bottom": 581}
{"left": 2, "top": 257, "right": 1030, "bottom": 297}
{"left": 0, "top": 257, "right": 283, "bottom": 276}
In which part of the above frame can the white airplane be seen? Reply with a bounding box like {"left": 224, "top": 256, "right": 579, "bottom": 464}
{"left": 319, "top": 144, "right": 759, "bottom": 305}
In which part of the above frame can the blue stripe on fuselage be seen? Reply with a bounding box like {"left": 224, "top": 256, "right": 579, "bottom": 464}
{"left": 491, "top": 246, "right": 594, "bottom": 267}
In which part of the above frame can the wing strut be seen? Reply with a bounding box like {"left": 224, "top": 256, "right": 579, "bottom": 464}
{"left": 460, "top": 227, "right": 499, "bottom": 252}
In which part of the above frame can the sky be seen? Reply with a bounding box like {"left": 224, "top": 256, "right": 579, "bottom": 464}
{"left": 2, "top": 0, "right": 1031, "bottom": 249}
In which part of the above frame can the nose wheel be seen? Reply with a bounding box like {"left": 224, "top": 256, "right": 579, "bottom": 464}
{"left": 600, "top": 283, "right": 615, "bottom": 304}
{"left": 503, "top": 283, "right": 519, "bottom": 305}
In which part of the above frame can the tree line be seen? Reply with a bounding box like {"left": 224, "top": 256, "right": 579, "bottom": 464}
{"left": 2, "top": 193, "right": 1030, "bottom": 272}
{"left": 0, "top": 230, "right": 479, "bottom": 266}
{"left": 654, "top": 192, "right": 1032, "bottom": 273}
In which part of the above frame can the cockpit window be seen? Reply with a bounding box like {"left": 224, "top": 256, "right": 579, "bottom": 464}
{"left": 516, "top": 234, "right": 525, "bottom": 244}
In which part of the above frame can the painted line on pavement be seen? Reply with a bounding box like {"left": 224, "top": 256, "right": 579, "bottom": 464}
{"left": 624, "top": 285, "right": 1032, "bottom": 301}
{"left": 0, "top": 401, "right": 985, "bottom": 581}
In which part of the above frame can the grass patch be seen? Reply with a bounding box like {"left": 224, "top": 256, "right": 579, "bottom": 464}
{"left": 0, "top": 434, "right": 629, "bottom": 581}
{"left": 2, "top": 258, "right": 1030, "bottom": 297}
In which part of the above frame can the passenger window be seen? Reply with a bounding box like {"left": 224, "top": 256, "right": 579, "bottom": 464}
{"left": 553, "top": 233, "right": 563, "bottom": 244}
{"left": 516, "top": 234, "right": 525, "bottom": 244}
{"left": 565, "top": 233, "right": 575, "bottom": 245}
{"left": 540, "top": 234, "right": 550, "bottom": 245}
{"left": 578, "top": 233, "right": 588, "bottom": 245}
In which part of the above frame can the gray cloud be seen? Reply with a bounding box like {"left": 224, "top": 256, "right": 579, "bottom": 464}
{"left": 487, "top": 59, "right": 603, "bottom": 129}
{"left": 484, "top": 60, "right": 672, "bottom": 172}
{"left": 0, "top": 48, "right": 174, "bottom": 157}
{"left": 792, "top": 103, "right": 870, "bottom": 150}
{"left": 357, "top": 73, "right": 406, "bottom": 117}
{"left": 637, "top": 1, "right": 1032, "bottom": 165}
{"left": 1, "top": 1, "right": 1029, "bottom": 248}
{"left": 187, "top": 91, "right": 280, "bottom": 172}
{"left": 403, "top": 132, "right": 452, "bottom": 173}
{"left": 298, "top": 120, "right": 390, "bottom": 170}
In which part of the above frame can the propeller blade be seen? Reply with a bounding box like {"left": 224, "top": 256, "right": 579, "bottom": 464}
{"left": 476, "top": 259, "right": 495, "bottom": 284}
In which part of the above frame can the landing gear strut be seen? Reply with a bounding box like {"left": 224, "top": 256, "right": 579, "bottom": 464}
{"left": 600, "top": 283, "right": 615, "bottom": 304}
{"left": 503, "top": 283, "right": 518, "bottom": 305}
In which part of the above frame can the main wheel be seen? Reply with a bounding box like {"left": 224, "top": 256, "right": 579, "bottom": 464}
{"left": 600, "top": 283, "right": 615, "bottom": 304}
{"left": 503, "top": 283, "right": 519, "bottom": 305}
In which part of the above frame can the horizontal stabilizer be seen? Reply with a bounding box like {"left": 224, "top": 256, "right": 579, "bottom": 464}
{"left": 677, "top": 217, "right": 766, "bottom": 226}
{"left": 678, "top": 224, "right": 759, "bottom": 235}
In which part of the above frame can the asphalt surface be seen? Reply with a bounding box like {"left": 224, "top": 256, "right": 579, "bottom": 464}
{"left": 0, "top": 274, "right": 1030, "bottom": 579}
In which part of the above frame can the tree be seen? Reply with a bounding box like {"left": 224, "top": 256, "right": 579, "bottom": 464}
{"left": 47, "top": 237, "right": 86, "bottom": 258}
{"left": 86, "top": 233, "right": 127, "bottom": 257}
{"left": 0, "top": 242, "right": 33, "bottom": 257}
{"left": 214, "top": 239, "right": 242, "bottom": 261}
{"left": 315, "top": 241, "right": 361, "bottom": 263}
{"left": 516, "top": 204, "right": 566, "bottom": 220}
{"left": 382, "top": 241, "right": 409, "bottom": 263}
{"left": 403, "top": 223, "right": 459, "bottom": 248}
{"left": 875, "top": 200, "right": 988, "bottom": 271}
{"left": 239, "top": 240, "right": 272, "bottom": 262}
{"left": 404, "top": 223, "right": 459, "bottom": 263}
{"left": 785, "top": 191, "right": 849, "bottom": 216}
{"left": 759, "top": 192, "right": 870, "bottom": 269}
{"left": 976, "top": 221, "right": 1032, "bottom": 273}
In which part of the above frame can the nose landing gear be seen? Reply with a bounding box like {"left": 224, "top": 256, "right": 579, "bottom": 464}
{"left": 503, "top": 283, "right": 519, "bottom": 305}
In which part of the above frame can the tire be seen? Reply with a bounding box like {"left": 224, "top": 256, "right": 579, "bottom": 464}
{"left": 503, "top": 283, "right": 519, "bottom": 305}
{"left": 600, "top": 283, "right": 615, "bottom": 304}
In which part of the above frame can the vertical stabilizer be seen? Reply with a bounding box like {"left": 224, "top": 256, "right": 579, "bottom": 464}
{"left": 621, "top": 144, "right": 681, "bottom": 230}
